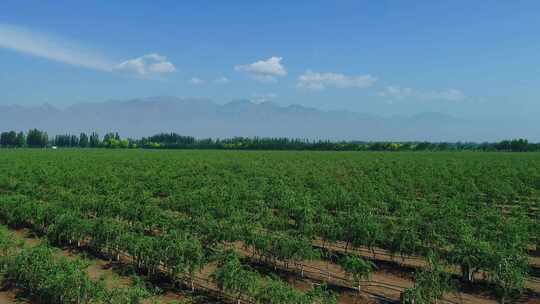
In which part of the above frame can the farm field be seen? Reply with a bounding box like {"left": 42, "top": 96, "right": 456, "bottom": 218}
{"left": 0, "top": 149, "right": 538, "bottom": 304}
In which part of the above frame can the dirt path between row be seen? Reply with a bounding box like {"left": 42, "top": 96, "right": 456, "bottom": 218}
{"left": 234, "top": 241, "right": 537, "bottom": 304}
{"left": 3, "top": 228, "right": 538, "bottom": 304}
{"left": 315, "top": 239, "right": 540, "bottom": 295}
{"left": 6, "top": 229, "right": 193, "bottom": 304}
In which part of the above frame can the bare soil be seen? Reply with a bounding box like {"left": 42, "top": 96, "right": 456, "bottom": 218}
{"left": 0, "top": 290, "right": 28, "bottom": 304}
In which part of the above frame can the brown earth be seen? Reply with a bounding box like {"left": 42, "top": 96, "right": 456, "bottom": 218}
{"left": 0, "top": 290, "right": 28, "bottom": 304}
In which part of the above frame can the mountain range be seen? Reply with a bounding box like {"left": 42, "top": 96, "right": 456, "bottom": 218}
{"left": 0, "top": 97, "right": 535, "bottom": 142}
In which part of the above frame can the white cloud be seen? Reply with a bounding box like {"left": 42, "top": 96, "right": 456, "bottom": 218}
{"left": 0, "top": 23, "right": 112, "bottom": 71}
{"left": 149, "top": 61, "right": 176, "bottom": 74}
{"left": 251, "top": 93, "right": 277, "bottom": 103}
{"left": 424, "top": 88, "right": 466, "bottom": 102}
{"left": 0, "top": 23, "right": 176, "bottom": 78}
{"left": 189, "top": 77, "right": 204, "bottom": 85}
{"left": 378, "top": 86, "right": 466, "bottom": 102}
{"left": 141, "top": 53, "right": 167, "bottom": 61}
{"left": 235, "top": 56, "right": 287, "bottom": 82}
{"left": 214, "top": 76, "right": 230, "bottom": 84}
{"left": 114, "top": 53, "right": 176, "bottom": 77}
{"left": 298, "top": 70, "right": 377, "bottom": 90}
{"left": 377, "top": 86, "right": 414, "bottom": 99}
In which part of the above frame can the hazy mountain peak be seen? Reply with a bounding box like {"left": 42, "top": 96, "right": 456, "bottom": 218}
{"left": 225, "top": 99, "right": 255, "bottom": 106}
{"left": 0, "top": 97, "right": 536, "bottom": 141}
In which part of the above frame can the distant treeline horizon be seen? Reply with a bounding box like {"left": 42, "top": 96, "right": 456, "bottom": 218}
{"left": 0, "top": 129, "right": 538, "bottom": 152}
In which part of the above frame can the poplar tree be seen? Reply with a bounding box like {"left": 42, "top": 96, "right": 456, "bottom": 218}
{"left": 79, "top": 132, "right": 89, "bottom": 147}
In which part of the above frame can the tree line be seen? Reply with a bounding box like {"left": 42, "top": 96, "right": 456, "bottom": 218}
{"left": 1, "top": 129, "right": 539, "bottom": 151}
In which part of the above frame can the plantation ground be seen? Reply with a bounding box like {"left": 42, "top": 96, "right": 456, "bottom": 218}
{"left": 0, "top": 149, "right": 539, "bottom": 303}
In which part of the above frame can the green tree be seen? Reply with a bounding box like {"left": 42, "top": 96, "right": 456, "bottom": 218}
{"left": 0, "top": 226, "right": 17, "bottom": 268}
{"left": 70, "top": 134, "right": 79, "bottom": 147}
{"left": 89, "top": 132, "right": 100, "bottom": 147}
{"left": 510, "top": 138, "right": 529, "bottom": 152}
{"left": 15, "top": 131, "right": 25, "bottom": 147}
{"left": 491, "top": 250, "right": 528, "bottom": 304}
{"left": 307, "top": 283, "right": 337, "bottom": 304}
{"left": 26, "top": 129, "right": 48, "bottom": 147}
{"left": 212, "top": 250, "right": 259, "bottom": 303}
{"left": 449, "top": 227, "right": 493, "bottom": 283}
{"left": 339, "top": 255, "right": 376, "bottom": 294}
{"left": 0, "top": 132, "right": 8, "bottom": 147}
{"left": 120, "top": 139, "right": 129, "bottom": 149}
{"left": 79, "top": 132, "right": 89, "bottom": 148}
{"left": 402, "top": 253, "right": 453, "bottom": 304}
{"left": 0, "top": 131, "right": 18, "bottom": 147}
{"left": 6, "top": 245, "right": 101, "bottom": 303}
{"left": 103, "top": 132, "right": 123, "bottom": 148}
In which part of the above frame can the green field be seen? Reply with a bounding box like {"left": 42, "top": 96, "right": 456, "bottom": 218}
{"left": 0, "top": 149, "right": 538, "bottom": 304}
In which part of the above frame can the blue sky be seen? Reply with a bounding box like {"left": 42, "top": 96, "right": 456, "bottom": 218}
{"left": 1, "top": 1, "right": 539, "bottom": 120}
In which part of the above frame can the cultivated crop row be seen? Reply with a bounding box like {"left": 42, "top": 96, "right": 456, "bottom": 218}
{"left": 0, "top": 150, "right": 538, "bottom": 303}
